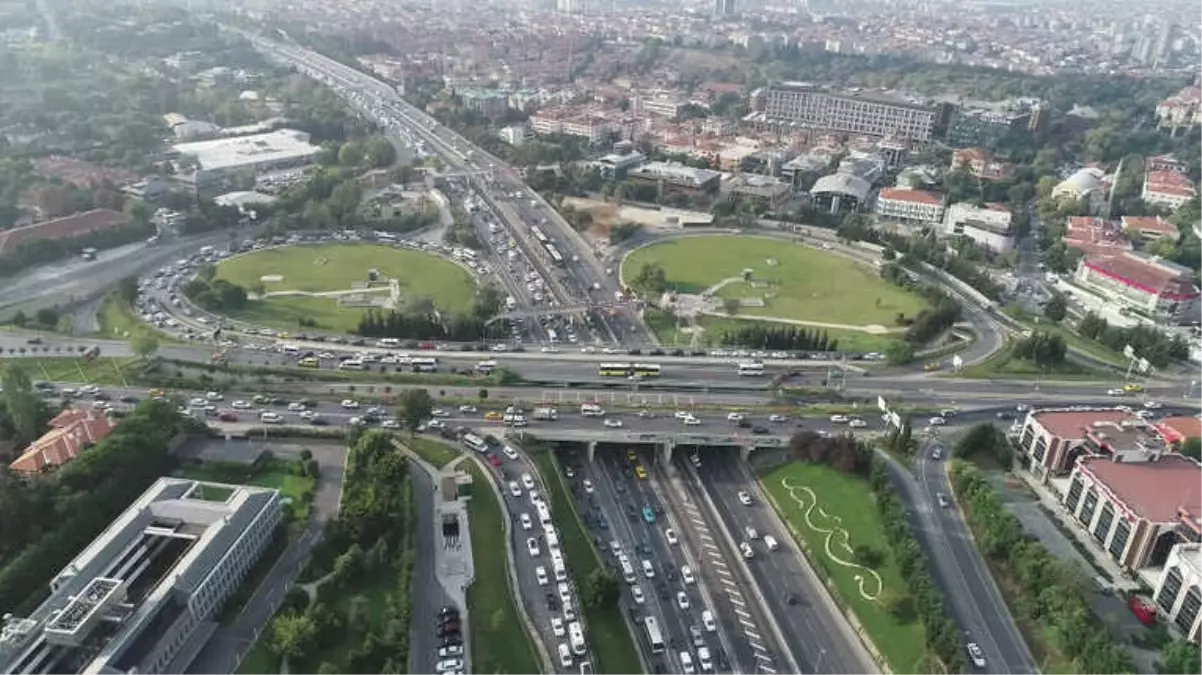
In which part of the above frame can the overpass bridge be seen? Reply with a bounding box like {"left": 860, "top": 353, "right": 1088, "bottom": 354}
{"left": 508, "top": 427, "right": 791, "bottom": 463}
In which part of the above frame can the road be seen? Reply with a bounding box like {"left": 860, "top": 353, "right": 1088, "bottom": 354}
{"left": 696, "top": 452, "right": 875, "bottom": 674}
{"left": 875, "top": 440, "right": 1037, "bottom": 674}
{"left": 408, "top": 462, "right": 452, "bottom": 675}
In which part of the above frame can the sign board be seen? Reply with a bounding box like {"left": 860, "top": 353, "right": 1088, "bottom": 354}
{"left": 877, "top": 396, "right": 889, "bottom": 413}
{"left": 1123, "top": 344, "right": 1135, "bottom": 359}
{"left": 952, "top": 354, "right": 963, "bottom": 371}
{"left": 888, "top": 411, "right": 902, "bottom": 429}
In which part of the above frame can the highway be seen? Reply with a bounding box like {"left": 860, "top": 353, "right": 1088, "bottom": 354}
{"left": 695, "top": 452, "right": 875, "bottom": 674}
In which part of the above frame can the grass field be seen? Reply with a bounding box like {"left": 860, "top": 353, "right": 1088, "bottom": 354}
{"left": 4, "top": 356, "right": 140, "bottom": 386}
{"left": 623, "top": 237, "right": 926, "bottom": 329}
{"left": 406, "top": 437, "right": 462, "bottom": 469}
{"left": 760, "top": 462, "right": 926, "bottom": 673}
{"left": 955, "top": 342, "right": 1106, "bottom": 380}
{"left": 180, "top": 458, "right": 316, "bottom": 524}
{"left": 235, "top": 641, "right": 279, "bottom": 674}
{"left": 531, "top": 448, "right": 644, "bottom": 674}
{"left": 464, "top": 462, "right": 542, "bottom": 674}
{"left": 643, "top": 309, "right": 901, "bottom": 352}
{"left": 214, "top": 244, "right": 477, "bottom": 332}
{"left": 96, "top": 293, "right": 177, "bottom": 343}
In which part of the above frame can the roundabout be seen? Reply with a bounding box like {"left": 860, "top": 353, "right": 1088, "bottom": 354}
{"left": 211, "top": 243, "right": 478, "bottom": 333}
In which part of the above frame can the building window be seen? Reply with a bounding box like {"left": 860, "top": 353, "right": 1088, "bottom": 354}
{"left": 1094, "top": 503, "right": 1115, "bottom": 544}
{"left": 1066, "top": 478, "right": 1084, "bottom": 512}
{"left": 1157, "top": 567, "right": 1184, "bottom": 613}
{"left": 1177, "top": 587, "right": 1200, "bottom": 635}
{"left": 1109, "top": 518, "right": 1130, "bottom": 559}
{"left": 1080, "top": 488, "right": 1098, "bottom": 526}
{"left": 1033, "top": 437, "right": 1048, "bottom": 463}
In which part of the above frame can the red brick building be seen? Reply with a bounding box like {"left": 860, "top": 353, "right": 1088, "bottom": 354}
{"left": 9, "top": 409, "right": 120, "bottom": 474}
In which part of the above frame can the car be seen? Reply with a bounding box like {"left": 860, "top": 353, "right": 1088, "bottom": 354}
{"left": 551, "top": 616, "right": 565, "bottom": 637}
{"left": 535, "top": 566, "right": 549, "bottom": 585}
{"left": 637, "top": 409, "right": 656, "bottom": 418}
{"left": 458, "top": 404, "right": 477, "bottom": 413}
{"left": 583, "top": 479, "right": 594, "bottom": 494}
{"left": 676, "top": 591, "right": 690, "bottom": 609}
{"left": 287, "top": 402, "right": 306, "bottom": 412}
{"left": 764, "top": 535, "right": 779, "bottom": 551}
{"left": 502, "top": 445, "right": 519, "bottom": 460}
{"left": 189, "top": 397, "right": 207, "bottom": 407}
{"left": 739, "top": 541, "right": 754, "bottom": 559}
{"left": 485, "top": 411, "right": 504, "bottom": 421}
{"left": 557, "top": 581, "right": 572, "bottom": 605}
{"left": 726, "top": 412, "right": 744, "bottom": 422}
{"left": 217, "top": 411, "right": 238, "bottom": 422}
{"left": 341, "top": 399, "right": 360, "bottom": 409}
{"left": 966, "top": 642, "right": 986, "bottom": 668}
{"left": 435, "top": 658, "right": 463, "bottom": 673}
{"left": 557, "top": 643, "right": 573, "bottom": 668}
{"left": 830, "top": 414, "right": 849, "bottom": 423}
{"left": 1107, "top": 388, "right": 1126, "bottom": 396}
{"left": 119, "top": 395, "right": 139, "bottom": 404}
{"left": 931, "top": 448, "right": 943, "bottom": 460}
{"left": 849, "top": 418, "right": 867, "bottom": 428}
{"left": 432, "top": 409, "right": 451, "bottom": 417}
{"left": 1015, "top": 403, "right": 1030, "bottom": 412}
{"left": 642, "top": 559, "right": 655, "bottom": 579}
{"left": 683, "top": 415, "right": 702, "bottom": 426}
{"left": 681, "top": 565, "right": 695, "bottom": 585}
{"left": 438, "top": 644, "right": 464, "bottom": 658}
{"left": 634, "top": 464, "right": 647, "bottom": 479}
{"left": 680, "top": 651, "right": 696, "bottom": 675}
{"left": 768, "top": 414, "right": 788, "bottom": 423}
{"left": 603, "top": 418, "right": 623, "bottom": 428}
{"left": 1124, "top": 383, "right": 1144, "bottom": 393}
{"left": 665, "top": 528, "right": 678, "bottom": 545}
{"left": 737, "top": 491, "right": 753, "bottom": 506}
{"left": 527, "top": 538, "right": 541, "bottom": 557}
{"left": 436, "top": 623, "right": 460, "bottom": 637}
{"left": 259, "top": 411, "right": 283, "bottom": 424}
{"left": 609, "top": 540, "right": 622, "bottom": 556}
{"left": 744, "top": 526, "right": 759, "bottom": 540}
{"left": 928, "top": 416, "right": 947, "bottom": 426}
{"left": 689, "top": 624, "right": 705, "bottom": 648}
{"left": 521, "top": 473, "right": 535, "bottom": 490}
{"left": 631, "top": 584, "right": 645, "bottom": 604}
{"left": 520, "top": 513, "right": 532, "bottom": 530}
{"left": 698, "top": 646, "right": 714, "bottom": 672}
{"left": 937, "top": 493, "right": 950, "bottom": 508}
{"left": 382, "top": 419, "right": 400, "bottom": 429}
{"left": 529, "top": 489, "right": 542, "bottom": 504}
{"left": 509, "top": 481, "right": 522, "bottom": 497}
{"left": 701, "top": 610, "right": 716, "bottom": 632}
{"left": 231, "top": 399, "right": 253, "bottom": 410}
{"left": 751, "top": 425, "right": 770, "bottom": 435}
{"left": 995, "top": 411, "right": 1014, "bottom": 420}
{"left": 674, "top": 410, "right": 691, "bottom": 420}
{"left": 1143, "top": 400, "right": 1163, "bottom": 409}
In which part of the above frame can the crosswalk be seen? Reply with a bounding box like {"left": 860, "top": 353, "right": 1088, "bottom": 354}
{"left": 680, "top": 500, "right": 776, "bottom": 674}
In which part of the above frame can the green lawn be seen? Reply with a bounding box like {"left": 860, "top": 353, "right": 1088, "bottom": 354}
{"left": 463, "top": 462, "right": 542, "bottom": 674}
{"left": 643, "top": 309, "right": 901, "bottom": 352}
{"left": 624, "top": 236, "right": 926, "bottom": 329}
{"left": 5, "top": 356, "right": 140, "bottom": 386}
{"left": 236, "top": 641, "right": 279, "bottom": 674}
{"left": 406, "top": 437, "right": 462, "bottom": 469}
{"left": 179, "top": 458, "right": 316, "bottom": 524}
{"left": 214, "top": 243, "right": 477, "bottom": 332}
{"left": 530, "top": 449, "right": 643, "bottom": 674}
{"left": 95, "top": 293, "right": 176, "bottom": 343}
{"left": 955, "top": 342, "right": 1106, "bottom": 380}
{"left": 759, "top": 462, "right": 926, "bottom": 673}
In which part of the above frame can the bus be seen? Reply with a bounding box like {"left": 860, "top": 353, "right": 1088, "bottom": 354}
{"left": 644, "top": 616, "right": 665, "bottom": 655}
{"left": 530, "top": 225, "right": 549, "bottom": 243}
{"left": 598, "top": 363, "right": 631, "bottom": 377}
{"left": 411, "top": 357, "right": 438, "bottom": 372}
{"left": 738, "top": 362, "right": 765, "bottom": 377}
{"left": 631, "top": 363, "right": 661, "bottom": 379}
{"left": 597, "top": 363, "right": 662, "bottom": 378}
{"left": 545, "top": 244, "right": 564, "bottom": 266}
{"left": 475, "top": 360, "right": 498, "bottom": 374}
{"left": 298, "top": 356, "right": 319, "bottom": 368}
{"left": 462, "top": 434, "right": 488, "bottom": 453}
{"left": 641, "top": 505, "right": 656, "bottom": 524}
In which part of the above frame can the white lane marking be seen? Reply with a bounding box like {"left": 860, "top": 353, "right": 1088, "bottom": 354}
{"left": 760, "top": 666, "right": 776, "bottom": 673}
{"left": 699, "top": 532, "right": 714, "bottom": 542}
{"left": 691, "top": 518, "right": 707, "bottom": 527}
{"left": 733, "top": 608, "right": 750, "bottom": 618}
{"left": 721, "top": 577, "right": 736, "bottom": 588}
{"left": 710, "top": 558, "right": 726, "bottom": 567}
{"left": 715, "top": 567, "right": 732, "bottom": 578}
{"left": 742, "top": 625, "right": 760, "bottom": 636}
{"left": 748, "top": 640, "right": 766, "bottom": 651}
{"left": 727, "top": 595, "right": 744, "bottom": 606}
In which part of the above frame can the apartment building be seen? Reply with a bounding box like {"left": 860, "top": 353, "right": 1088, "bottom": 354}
{"left": 1155, "top": 86, "right": 1202, "bottom": 135}
{"left": 1122, "top": 215, "right": 1178, "bottom": 242}
{"left": 528, "top": 106, "right": 619, "bottom": 144}
{"left": 0, "top": 478, "right": 283, "bottom": 675}
{"left": 1154, "top": 542, "right": 1201, "bottom": 643}
{"left": 874, "top": 187, "right": 944, "bottom": 224}
{"left": 759, "top": 83, "right": 941, "bottom": 142}
{"left": 1142, "top": 170, "right": 1197, "bottom": 210}
{"left": 1074, "top": 251, "right": 1200, "bottom": 324}
{"left": 951, "top": 147, "right": 1007, "bottom": 181}
{"left": 943, "top": 202, "right": 1014, "bottom": 253}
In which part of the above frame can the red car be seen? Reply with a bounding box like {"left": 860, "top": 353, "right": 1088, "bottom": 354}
{"left": 217, "top": 411, "right": 238, "bottom": 422}
{"left": 487, "top": 453, "right": 502, "bottom": 467}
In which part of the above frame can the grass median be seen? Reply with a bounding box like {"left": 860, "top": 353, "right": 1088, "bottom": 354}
{"left": 760, "top": 461, "right": 926, "bottom": 672}
{"left": 463, "top": 462, "right": 542, "bottom": 674}
{"left": 406, "top": 437, "right": 462, "bottom": 469}
{"left": 529, "top": 446, "right": 643, "bottom": 674}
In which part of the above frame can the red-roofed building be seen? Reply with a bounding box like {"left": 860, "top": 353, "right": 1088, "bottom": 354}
{"left": 1064, "top": 216, "right": 1130, "bottom": 256}
{"left": 1156, "top": 417, "right": 1202, "bottom": 447}
{"left": 9, "top": 408, "right": 120, "bottom": 474}
{"left": 951, "top": 147, "right": 1007, "bottom": 181}
{"left": 1122, "top": 215, "right": 1178, "bottom": 242}
{"left": 1156, "top": 87, "right": 1202, "bottom": 135}
{"left": 0, "top": 209, "right": 127, "bottom": 255}
{"left": 1017, "top": 407, "right": 1141, "bottom": 482}
{"left": 1075, "top": 251, "right": 1200, "bottom": 324}
{"left": 1143, "top": 170, "right": 1198, "bottom": 210}
{"left": 874, "top": 187, "right": 944, "bottom": 224}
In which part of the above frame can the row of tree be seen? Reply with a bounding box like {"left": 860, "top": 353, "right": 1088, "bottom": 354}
{"left": 718, "top": 324, "right": 841, "bottom": 352}
{"left": 0, "top": 398, "right": 187, "bottom": 613}
{"left": 952, "top": 423, "right": 1014, "bottom": 469}
{"left": 880, "top": 262, "right": 965, "bottom": 346}
{"left": 182, "top": 274, "right": 249, "bottom": 313}
{"left": 1076, "top": 313, "right": 1189, "bottom": 367}
{"left": 950, "top": 464, "right": 1135, "bottom": 673}
{"left": 786, "top": 431, "right": 965, "bottom": 671}
{"left": 0, "top": 220, "right": 154, "bottom": 278}
{"left": 269, "top": 431, "right": 416, "bottom": 673}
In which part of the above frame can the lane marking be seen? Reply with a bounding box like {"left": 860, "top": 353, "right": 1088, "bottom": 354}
{"left": 760, "top": 666, "right": 777, "bottom": 673}
{"left": 733, "top": 608, "right": 750, "bottom": 618}
{"left": 698, "top": 532, "right": 714, "bottom": 542}
{"left": 748, "top": 640, "right": 766, "bottom": 652}
{"left": 720, "top": 578, "right": 736, "bottom": 588}
{"left": 727, "top": 595, "right": 744, "bottom": 606}
{"left": 715, "top": 567, "right": 732, "bottom": 578}
{"left": 711, "top": 559, "right": 726, "bottom": 567}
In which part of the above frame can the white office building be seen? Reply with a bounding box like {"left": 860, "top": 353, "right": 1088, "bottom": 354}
{"left": 173, "top": 129, "right": 321, "bottom": 187}
{"left": 943, "top": 202, "right": 1015, "bottom": 253}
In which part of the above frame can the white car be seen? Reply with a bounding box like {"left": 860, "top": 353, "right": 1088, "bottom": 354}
{"left": 764, "top": 535, "right": 779, "bottom": 551}
{"left": 551, "top": 616, "right": 565, "bottom": 637}
{"left": 701, "top": 610, "right": 716, "bottom": 632}
{"left": 340, "top": 399, "right": 360, "bottom": 409}
{"left": 205, "top": 391, "right": 223, "bottom": 401}
{"left": 502, "top": 445, "right": 519, "bottom": 460}
{"left": 966, "top": 642, "right": 986, "bottom": 668}
{"left": 458, "top": 404, "right": 477, "bottom": 413}
{"left": 231, "top": 400, "right": 252, "bottom": 409}
{"left": 744, "top": 526, "right": 759, "bottom": 540}
{"left": 683, "top": 415, "right": 702, "bottom": 426}
{"left": 79, "top": 384, "right": 99, "bottom": 395}
{"left": 665, "top": 528, "right": 678, "bottom": 545}
{"left": 438, "top": 645, "right": 464, "bottom": 658}
{"left": 520, "top": 513, "right": 532, "bottom": 530}
{"left": 521, "top": 473, "right": 535, "bottom": 490}
{"left": 287, "top": 402, "right": 306, "bottom": 412}
{"left": 929, "top": 416, "right": 947, "bottom": 426}
{"left": 674, "top": 410, "right": 691, "bottom": 420}
{"left": 740, "top": 542, "right": 754, "bottom": 559}
{"left": 1107, "top": 388, "right": 1126, "bottom": 396}
{"left": 435, "top": 659, "right": 463, "bottom": 673}
{"left": 849, "top": 418, "right": 867, "bottom": 428}
{"left": 526, "top": 537, "right": 541, "bottom": 557}
{"left": 768, "top": 414, "right": 788, "bottom": 423}
{"left": 1143, "top": 400, "right": 1163, "bottom": 409}
{"left": 676, "top": 591, "right": 690, "bottom": 610}
{"left": 603, "top": 418, "right": 623, "bottom": 428}
{"left": 509, "top": 481, "right": 522, "bottom": 498}
{"left": 631, "top": 584, "right": 645, "bottom": 604}
{"left": 830, "top": 414, "right": 849, "bottom": 423}
{"left": 698, "top": 646, "right": 714, "bottom": 672}
{"left": 259, "top": 411, "right": 282, "bottom": 424}
{"left": 432, "top": 409, "right": 450, "bottom": 417}
{"left": 680, "top": 651, "right": 696, "bottom": 675}
{"left": 189, "top": 397, "right": 207, "bottom": 407}
{"left": 557, "top": 643, "right": 573, "bottom": 668}
{"left": 535, "top": 565, "right": 548, "bottom": 585}
{"left": 557, "top": 581, "right": 572, "bottom": 605}
{"left": 726, "top": 412, "right": 744, "bottom": 422}
{"left": 737, "top": 491, "right": 753, "bottom": 506}
{"left": 381, "top": 419, "right": 399, "bottom": 429}
{"left": 681, "top": 565, "right": 695, "bottom": 585}
{"left": 583, "top": 479, "right": 595, "bottom": 494}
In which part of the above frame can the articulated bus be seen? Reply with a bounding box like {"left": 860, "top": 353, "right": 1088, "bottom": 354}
{"left": 597, "top": 363, "right": 662, "bottom": 378}
{"left": 644, "top": 616, "right": 665, "bottom": 655}
{"left": 738, "top": 362, "right": 765, "bottom": 376}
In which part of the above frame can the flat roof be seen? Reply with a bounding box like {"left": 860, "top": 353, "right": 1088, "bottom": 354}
{"left": 1031, "top": 408, "right": 1136, "bottom": 439}
{"left": 1077, "top": 454, "right": 1202, "bottom": 523}
{"left": 173, "top": 129, "right": 319, "bottom": 172}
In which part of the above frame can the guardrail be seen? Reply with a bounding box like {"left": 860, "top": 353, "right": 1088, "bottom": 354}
{"left": 517, "top": 428, "right": 788, "bottom": 447}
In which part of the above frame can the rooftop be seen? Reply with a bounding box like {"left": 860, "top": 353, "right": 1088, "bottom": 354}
{"left": 0, "top": 209, "right": 127, "bottom": 255}
{"left": 878, "top": 187, "right": 942, "bottom": 205}
{"left": 1121, "top": 216, "right": 1177, "bottom": 237}
{"left": 1082, "top": 251, "right": 1200, "bottom": 298}
{"left": 628, "top": 161, "right": 721, "bottom": 188}
{"left": 10, "top": 409, "right": 120, "bottom": 474}
{"left": 1157, "top": 416, "right": 1202, "bottom": 444}
{"left": 810, "top": 173, "right": 871, "bottom": 201}
{"left": 172, "top": 129, "right": 319, "bottom": 172}
{"left": 1031, "top": 408, "right": 1137, "bottom": 439}
{"left": 1077, "top": 453, "right": 1201, "bottom": 524}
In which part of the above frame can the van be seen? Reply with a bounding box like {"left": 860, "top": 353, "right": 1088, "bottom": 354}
{"left": 764, "top": 535, "right": 779, "bottom": 551}
{"left": 339, "top": 359, "right": 365, "bottom": 371}
{"left": 568, "top": 621, "right": 586, "bottom": 655}
{"left": 641, "top": 559, "right": 655, "bottom": 579}
{"left": 620, "top": 558, "right": 636, "bottom": 584}
{"left": 553, "top": 559, "right": 567, "bottom": 582}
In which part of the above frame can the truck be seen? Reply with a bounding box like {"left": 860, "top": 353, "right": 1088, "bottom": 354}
{"left": 532, "top": 407, "right": 558, "bottom": 421}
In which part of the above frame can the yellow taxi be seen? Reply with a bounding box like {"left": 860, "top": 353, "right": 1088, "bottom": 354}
{"left": 634, "top": 464, "right": 647, "bottom": 480}
{"left": 626, "top": 449, "right": 637, "bottom": 462}
{"left": 484, "top": 411, "right": 504, "bottom": 421}
{"left": 148, "top": 388, "right": 165, "bottom": 399}
{"left": 1123, "top": 383, "right": 1144, "bottom": 393}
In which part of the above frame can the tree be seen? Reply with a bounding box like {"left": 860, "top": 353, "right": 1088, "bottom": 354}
{"left": 1042, "top": 293, "right": 1067, "bottom": 323}
{"left": 268, "top": 613, "right": 316, "bottom": 662}
{"left": 347, "top": 595, "right": 370, "bottom": 633}
{"left": 1181, "top": 437, "right": 1201, "bottom": 462}
{"left": 885, "top": 340, "right": 916, "bottom": 366}
{"left": 478, "top": 388, "right": 489, "bottom": 401}
{"left": 722, "top": 297, "right": 741, "bottom": 315}
{"left": 35, "top": 307, "right": 59, "bottom": 328}
{"left": 130, "top": 333, "right": 159, "bottom": 360}
{"left": 582, "top": 567, "right": 620, "bottom": 610}
{"left": 1, "top": 364, "right": 42, "bottom": 446}
{"left": 396, "top": 388, "right": 434, "bottom": 434}
{"left": 1157, "top": 638, "right": 1201, "bottom": 674}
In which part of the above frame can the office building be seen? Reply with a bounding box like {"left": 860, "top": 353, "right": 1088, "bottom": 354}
{"left": 0, "top": 478, "right": 283, "bottom": 675}
{"left": 713, "top": 0, "right": 736, "bottom": 18}
{"left": 172, "top": 130, "right": 320, "bottom": 187}
{"left": 1075, "top": 251, "right": 1200, "bottom": 324}
{"left": 627, "top": 161, "right": 721, "bottom": 196}
{"left": 760, "top": 83, "right": 941, "bottom": 142}
{"left": 943, "top": 202, "right": 1014, "bottom": 254}
{"left": 874, "top": 188, "right": 944, "bottom": 224}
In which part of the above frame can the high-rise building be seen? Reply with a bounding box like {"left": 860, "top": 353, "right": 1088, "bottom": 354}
{"left": 713, "top": 0, "right": 736, "bottom": 19}
{"left": 760, "top": 83, "right": 941, "bottom": 142}
{"left": 557, "top": 0, "right": 583, "bottom": 14}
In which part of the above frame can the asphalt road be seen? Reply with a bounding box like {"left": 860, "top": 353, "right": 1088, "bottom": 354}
{"left": 696, "top": 452, "right": 875, "bottom": 674}
{"left": 408, "top": 462, "right": 452, "bottom": 675}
